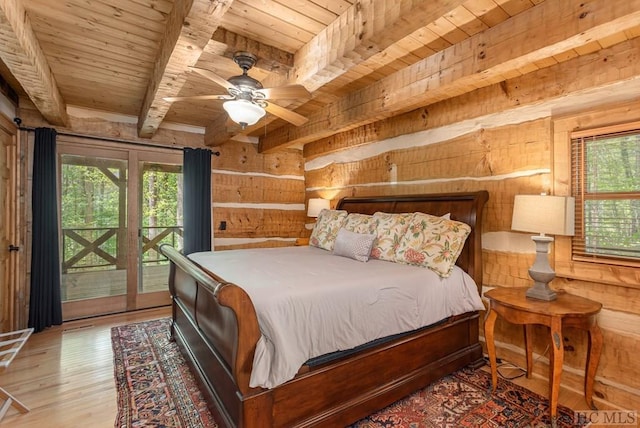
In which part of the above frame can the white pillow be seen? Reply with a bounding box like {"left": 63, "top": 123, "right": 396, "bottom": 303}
{"left": 332, "top": 228, "right": 376, "bottom": 262}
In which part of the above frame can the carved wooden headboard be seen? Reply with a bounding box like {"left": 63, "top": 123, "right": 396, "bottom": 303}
{"left": 336, "top": 191, "right": 489, "bottom": 290}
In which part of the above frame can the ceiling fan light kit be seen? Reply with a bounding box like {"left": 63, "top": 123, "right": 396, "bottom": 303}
{"left": 223, "top": 99, "right": 265, "bottom": 129}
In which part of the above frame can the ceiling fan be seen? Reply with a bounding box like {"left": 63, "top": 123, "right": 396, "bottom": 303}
{"left": 164, "top": 52, "right": 311, "bottom": 129}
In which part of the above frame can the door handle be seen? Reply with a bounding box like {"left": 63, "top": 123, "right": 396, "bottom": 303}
{"left": 8, "top": 245, "right": 19, "bottom": 252}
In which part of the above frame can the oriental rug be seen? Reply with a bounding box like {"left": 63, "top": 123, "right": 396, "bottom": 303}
{"left": 112, "top": 318, "right": 583, "bottom": 428}
{"left": 112, "top": 317, "right": 216, "bottom": 428}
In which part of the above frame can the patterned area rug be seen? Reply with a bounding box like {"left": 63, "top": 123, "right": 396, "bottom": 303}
{"left": 112, "top": 318, "right": 216, "bottom": 428}
{"left": 112, "top": 318, "right": 583, "bottom": 428}
{"left": 351, "top": 368, "right": 583, "bottom": 428}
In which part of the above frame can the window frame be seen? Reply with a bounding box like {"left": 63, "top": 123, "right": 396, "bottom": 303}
{"left": 570, "top": 123, "right": 640, "bottom": 265}
{"left": 553, "top": 102, "right": 640, "bottom": 290}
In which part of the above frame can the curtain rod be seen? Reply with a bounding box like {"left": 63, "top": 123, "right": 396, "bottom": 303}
{"left": 13, "top": 117, "right": 221, "bottom": 156}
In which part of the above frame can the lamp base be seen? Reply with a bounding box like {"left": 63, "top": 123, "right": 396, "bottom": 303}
{"left": 526, "top": 282, "right": 557, "bottom": 301}
{"left": 526, "top": 235, "right": 557, "bottom": 301}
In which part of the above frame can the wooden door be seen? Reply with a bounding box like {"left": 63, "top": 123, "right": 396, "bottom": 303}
{"left": 0, "top": 115, "right": 19, "bottom": 331}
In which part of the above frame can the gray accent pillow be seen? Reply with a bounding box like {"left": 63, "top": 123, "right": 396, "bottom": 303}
{"left": 332, "top": 228, "right": 376, "bottom": 262}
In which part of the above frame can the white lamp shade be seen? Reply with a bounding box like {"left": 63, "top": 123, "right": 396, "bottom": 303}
{"left": 511, "top": 194, "right": 575, "bottom": 236}
{"left": 223, "top": 100, "right": 265, "bottom": 126}
{"left": 307, "top": 198, "right": 330, "bottom": 217}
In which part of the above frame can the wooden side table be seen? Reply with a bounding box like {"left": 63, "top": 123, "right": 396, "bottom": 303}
{"left": 484, "top": 287, "right": 603, "bottom": 427}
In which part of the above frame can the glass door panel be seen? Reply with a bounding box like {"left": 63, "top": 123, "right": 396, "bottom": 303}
{"left": 139, "top": 162, "right": 183, "bottom": 295}
{"left": 60, "top": 154, "right": 128, "bottom": 302}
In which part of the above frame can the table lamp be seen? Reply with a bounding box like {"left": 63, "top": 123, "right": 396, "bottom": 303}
{"left": 511, "top": 194, "right": 575, "bottom": 301}
{"left": 306, "top": 198, "right": 330, "bottom": 230}
{"left": 307, "top": 198, "right": 330, "bottom": 218}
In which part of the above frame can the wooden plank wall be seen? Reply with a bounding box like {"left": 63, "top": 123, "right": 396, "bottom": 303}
{"left": 303, "top": 41, "right": 640, "bottom": 411}
{"left": 210, "top": 140, "right": 306, "bottom": 250}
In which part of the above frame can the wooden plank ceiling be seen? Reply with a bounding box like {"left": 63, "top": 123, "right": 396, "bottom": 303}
{"left": 1, "top": 0, "right": 639, "bottom": 151}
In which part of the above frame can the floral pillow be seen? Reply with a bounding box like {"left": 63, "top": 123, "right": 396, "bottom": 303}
{"left": 342, "top": 213, "right": 377, "bottom": 234}
{"left": 394, "top": 212, "right": 471, "bottom": 278}
{"left": 370, "top": 212, "right": 413, "bottom": 261}
{"left": 309, "top": 209, "right": 348, "bottom": 251}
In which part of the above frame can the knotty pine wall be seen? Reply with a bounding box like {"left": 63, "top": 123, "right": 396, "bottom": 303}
{"left": 302, "top": 43, "right": 640, "bottom": 411}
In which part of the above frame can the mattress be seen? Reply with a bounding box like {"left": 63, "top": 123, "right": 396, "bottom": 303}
{"left": 189, "top": 245, "right": 484, "bottom": 389}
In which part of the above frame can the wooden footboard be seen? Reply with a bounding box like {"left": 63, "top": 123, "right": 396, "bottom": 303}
{"left": 160, "top": 190, "right": 489, "bottom": 427}
{"left": 163, "top": 245, "right": 259, "bottom": 393}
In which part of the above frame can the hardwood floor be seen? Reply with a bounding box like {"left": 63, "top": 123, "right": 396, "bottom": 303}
{"left": 1, "top": 307, "right": 596, "bottom": 427}
{"left": 0, "top": 306, "right": 171, "bottom": 428}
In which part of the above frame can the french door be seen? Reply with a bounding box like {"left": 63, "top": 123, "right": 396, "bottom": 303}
{"left": 58, "top": 140, "right": 182, "bottom": 320}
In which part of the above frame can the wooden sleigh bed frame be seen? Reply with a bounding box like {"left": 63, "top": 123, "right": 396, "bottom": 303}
{"left": 160, "top": 190, "right": 489, "bottom": 427}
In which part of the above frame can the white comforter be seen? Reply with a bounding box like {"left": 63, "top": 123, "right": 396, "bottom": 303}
{"left": 189, "top": 246, "right": 484, "bottom": 389}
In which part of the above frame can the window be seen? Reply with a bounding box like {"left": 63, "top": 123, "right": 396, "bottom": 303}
{"left": 571, "top": 123, "right": 640, "bottom": 264}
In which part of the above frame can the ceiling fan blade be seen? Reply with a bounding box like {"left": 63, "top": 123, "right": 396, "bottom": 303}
{"left": 190, "top": 67, "right": 236, "bottom": 92}
{"left": 256, "top": 85, "right": 311, "bottom": 100}
{"left": 163, "top": 94, "right": 233, "bottom": 102}
{"left": 263, "top": 102, "right": 308, "bottom": 126}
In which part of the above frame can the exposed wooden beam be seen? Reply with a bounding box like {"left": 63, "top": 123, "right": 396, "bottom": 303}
{"left": 0, "top": 0, "right": 68, "bottom": 125}
{"left": 205, "top": 28, "right": 293, "bottom": 74}
{"left": 137, "top": 0, "right": 234, "bottom": 138}
{"left": 305, "top": 34, "right": 640, "bottom": 161}
{"left": 260, "top": 0, "right": 640, "bottom": 153}
{"left": 289, "top": 0, "right": 468, "bottom": 93}
{"left": 205, "top": 0, "right": 467, "bottom": 146}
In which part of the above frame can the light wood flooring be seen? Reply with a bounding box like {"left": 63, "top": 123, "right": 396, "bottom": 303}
{"left": 0, "top": 307, "right": 171, "bottom": 428}
{"left": 0, "top": 307, "right": 597, "bottom": 428}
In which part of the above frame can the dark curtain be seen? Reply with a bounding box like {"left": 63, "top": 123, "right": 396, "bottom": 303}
{"left": 29, "top": 127, "right": 62, "bottom": 332}
{"left": 183, "top": 148, "right": 212, "bottom": 254}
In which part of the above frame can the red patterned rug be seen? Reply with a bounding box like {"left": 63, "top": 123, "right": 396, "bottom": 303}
{"left": 351, "top": 368, "right": 583, "bottom": 428}
{"left": 112, "top": 318, "right": 217, "bottom": 428}
{"left": 112, "top": 318, "right": 583, "bottom": 427}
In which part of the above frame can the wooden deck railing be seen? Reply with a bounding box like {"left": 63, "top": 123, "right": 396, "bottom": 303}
{"left": 62, "top": 226, "right": 183, "bottom": 273}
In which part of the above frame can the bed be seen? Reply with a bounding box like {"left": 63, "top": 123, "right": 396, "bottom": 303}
{"left": 160, "top": 190, "right": 489, "bottom": 427}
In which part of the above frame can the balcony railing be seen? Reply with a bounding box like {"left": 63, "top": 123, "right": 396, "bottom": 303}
{"left": 62, "top": 226, "right": 183, "bottom": 273}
